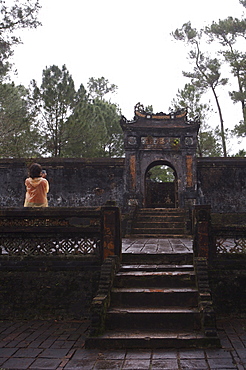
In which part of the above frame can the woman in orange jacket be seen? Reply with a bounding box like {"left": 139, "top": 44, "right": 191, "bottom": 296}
{"left": 24, "top": 163, "right": 49, "bottom": 207}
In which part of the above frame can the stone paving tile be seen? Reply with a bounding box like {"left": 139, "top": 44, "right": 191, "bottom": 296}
{"left": 71, "top": 348, "right": 99, "bottom": 360}
{"left": 122, "top": 358, "right": 151, "bottom": 369}
{"left": 28, "top": 339, "right": 49, "bottom": 348}
{"left": 229, "top": 335, "right": 246, "bottom": 349}
{"left": 50, "top": 340, "right": 76, "bottom": 349}
{"left": 0, "top": 347, "right": 18, "bottom": 357}
{"left": 205, "top": 348, "right": 233, "bottom": 359}
{"left": 151, "top": 358, "right": 179, "bottom": 369}
{"left": 152, "top": 349, "right": 178, "bottom": 358}
{"left": 29, "top": 357, "right": 62, "bottom": 369}
{"left": 12, "top": 347, "right": 43, "bottom": 358}
{"left": 179, "top": 349, "right": 206, "bottom": 358}
{"left": 93, "top": 359, "right": 124, "bottom": 369}
{"left": 179, "top": 358, "right": 209, "bottom": 369}
{"left": 63, "top": 358, "right": 97, "bottom": 369}
{"left": 0, "top": 309, "right": 246, "bottom": 369}
{"left": 0, "top": 358, "right": 6, "bottom": 367}
{"left": 97, "top": 349, "right": 126, "bottom": 360}
{"left": 1, "top": 356, "right": 35, "bottom": 369}
{"left": 67, "top": 333, "right": 81, "bottom": 341}
{"left": 39, "top": 338, "right": 57, "bottom": 348}
{"left": 0, "top": 321, "right": 23, "bottom": 336}
{"left": 39, "top": 348, "right": 70, "bottom": 358}
{"left": 218, "top": 331, "right": 234, "bottom": 349}
{"left": 125, "top": 349, "right": 152, "bottom": 359}
{"left": 235, "top": 348, "right": 246, "bottom": 360}
{"left": 207, "top": 357, "right": 237, "bottom": 369}
{"left": 232, "top": 356, "right": 246, "bottom": 370}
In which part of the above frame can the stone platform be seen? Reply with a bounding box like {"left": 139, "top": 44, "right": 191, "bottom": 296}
{"left": 122, "top": 237, "right": 193, "bottom": 254}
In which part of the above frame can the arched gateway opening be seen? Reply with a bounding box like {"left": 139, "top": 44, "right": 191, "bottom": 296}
{"left": 145, "top": 162, "right": 178, "bottom": 208}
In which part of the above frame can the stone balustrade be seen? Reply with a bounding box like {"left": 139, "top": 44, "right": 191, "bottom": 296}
{"left": 0, "top": 202, "right": 121, "bottom": 261}
{"left": 193, "top": 205, "right": 246, "bottom": 260}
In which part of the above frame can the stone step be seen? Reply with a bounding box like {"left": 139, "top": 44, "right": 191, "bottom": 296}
{"left": 135, "top": 217, "right": 185, "bottom": 222}
{"left": 111, "top": 287, "right": 198, "bottom": 307}
{"left": 106, "top": 307, "right": 201, "bottom": 331}
{"left": 114, "top": 270, "right": 196, "bottom": 288}
{"left": 132, "top": 224, "right": 184, "bottom": 233}
{"left": 120, "top": 264, "right": 194, "bottom": 272}
{"left": 137, "top": 208, "right": 185, "bottom": 214}
{"left": 136, "top": 211, "right": 185, "bottom": 219}
{"left": 85, "top": 330, "right": 220, "bottom": 349}
{"left": 86, "top": 251, "right": 221, "bottom": 349}
{"left": 130, "top": 208, "right": 187, "bottom": 238}
{"left": 132, "top": 222, "right": 185, "bottom": 229}
{"left": 135, "top": 214, "right": 185, "bottom": 221}
{"left": 125, "top": 234, "right": 189, "bottom": 238}
{"left": 122, "top": 253, "right": 193, "bottom": 265}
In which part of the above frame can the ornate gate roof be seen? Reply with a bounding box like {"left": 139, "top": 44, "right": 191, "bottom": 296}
{"left": 120, "top": 103, "right": 200, "bottom": 130}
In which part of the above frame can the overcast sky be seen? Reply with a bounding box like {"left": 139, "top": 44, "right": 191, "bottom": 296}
{"left": 12, "top": 0, "right": 246, "bottom": 153}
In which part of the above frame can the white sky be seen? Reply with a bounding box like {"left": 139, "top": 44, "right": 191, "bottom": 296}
{"left": 11, "top": 0, "right": 246, "bottom": 154}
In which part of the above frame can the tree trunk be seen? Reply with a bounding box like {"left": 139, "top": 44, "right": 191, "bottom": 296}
{"left": 212, "top": 86, "right": 227, "bottom": 157}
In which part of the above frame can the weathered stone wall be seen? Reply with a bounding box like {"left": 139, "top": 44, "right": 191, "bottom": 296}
{"left": 209, "top": 255, "right": 246, "bottom": 315}
{"left": 0, "top": 256, "right": 101, "bottom": 320}
{"left": 0, "top": 158, "right": 125, "bottom": 208}
{"left": 197, "top": 158, "right": 246, "bottom": 212}
{"left": 1, "top": 157, "right": 246, "bottom": 212}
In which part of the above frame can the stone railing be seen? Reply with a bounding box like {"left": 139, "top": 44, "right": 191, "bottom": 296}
{"left": 193, "top": 205, "right": 246, "bottom": 260}
{"left": 0, "top": 201, "right": 121, "bottom": 260}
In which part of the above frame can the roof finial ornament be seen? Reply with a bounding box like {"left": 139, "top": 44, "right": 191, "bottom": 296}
{"left": 134, "top": 103, "right": 188, "bottom": 121}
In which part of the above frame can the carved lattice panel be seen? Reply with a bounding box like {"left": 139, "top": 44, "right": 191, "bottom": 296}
{"left": 216, "top": 238, "right": 246, "bottom": 254}
{"left": 0, "top": 235, "right": 101, "bottom": 256}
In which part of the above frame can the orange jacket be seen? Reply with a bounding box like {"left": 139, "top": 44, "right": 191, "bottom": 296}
{"left": 24, "top": 177, "right": 49, "bottom": 207}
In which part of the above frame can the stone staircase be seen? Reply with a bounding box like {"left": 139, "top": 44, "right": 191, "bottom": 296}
{"left": 129, "top": 208, "right": 187, "bottom": 238}
{"left": 86, "top": 252, "right": 220, "bottom": 349}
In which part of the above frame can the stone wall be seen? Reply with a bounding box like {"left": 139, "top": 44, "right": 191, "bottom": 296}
{"left": 0, "top": 158, "right": 125, "bottom": 208}
{"left": 197, "top": 158, "right": 246, "bottom": 212}
{"left": 1, "top": 157, "right": 246, "bottom": 212}
{"left": 0, "top": 256, "right": 101, "bottom": 320}
{"left": 209, "top": 255, "right": 246, "bottom": 315}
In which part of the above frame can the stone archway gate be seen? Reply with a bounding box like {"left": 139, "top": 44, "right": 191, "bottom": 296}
{"left": 120, "top": 103, "right": 200, "bottom": 211}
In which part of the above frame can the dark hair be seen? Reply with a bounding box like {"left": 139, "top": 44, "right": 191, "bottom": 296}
{"left": 29, "top": 163, "right": 42, "bottom": 179}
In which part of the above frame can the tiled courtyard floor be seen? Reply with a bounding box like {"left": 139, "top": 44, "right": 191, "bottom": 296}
{"left": 0, "top": 318, "right": 246, "bottom": 369}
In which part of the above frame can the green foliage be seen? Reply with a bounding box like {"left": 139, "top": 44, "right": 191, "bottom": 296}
{"left": 0, "top": 0, "right": 41, "bottom": 157}
{"left": 147, "top": 165, "right": 175, "bottom": 183}
{"left": 30, "top": 66, "right": 123, "bottom": 158}
{"left": 172, "top": 22, "right": 228, "bottom": 156}
{"left": 233, "top": 148, "right": 246, "bottom": 156}
{"left": 0, "top": 82, "right": 40, "bottom": 157}
{"left": 233, "top": 120, "right": 246, "bottom": 137}
{"left": 145, "top": 105, "right": 153, "bottom": 113}
{"left": 0, "top": 0, "right": 41, "bottom": 80}
{"left": 205, "top": 12, "right": 246, "bottom": 135}
{"left": 170, "top": 83, "right": 222, "bottom": 157}
{"left": 66, "top": 96, "right": 123, "bottom": 158}
{"left": 199, "top": 125, "right": 223, "bottom": 157}
{"left": 92, "top": 99, "right": 124, "bottom": 157}
{"left": 170, "top": 83, "right": 209, "bottom": 120}
{"left": 31, "top": 64, "right": 76, "bottom": 157}
{"left": 87, "top": 77, "right": 118, "bottom": 100}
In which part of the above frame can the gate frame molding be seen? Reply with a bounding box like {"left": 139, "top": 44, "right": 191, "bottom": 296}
{"left": 120, "top": 103, "right": 200, "bottom": 211}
